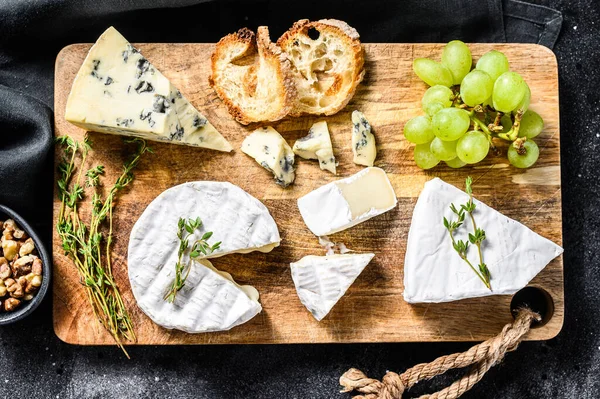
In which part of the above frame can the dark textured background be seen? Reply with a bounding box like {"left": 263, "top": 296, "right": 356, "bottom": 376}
{"left": 0, "top": 0, "right": 599, "bottom": 398}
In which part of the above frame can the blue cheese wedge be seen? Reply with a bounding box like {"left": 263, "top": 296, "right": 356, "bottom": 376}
{"left": 128, "top": 181, "right": 280, "bottom": 332}
{"left": 351, "top": 110, "right": 376, "bottom": 166}
{"left": 290, "top": 253, "right": 375, "bottom": 321}
{"left": 241, "top": 126, "right": 295, "bottom": 187}
{"left": 403, "top": 178, "right": 564, "bottom": 303}
{"left": 293, "top": 121, "right": 337, "bottom": 174}
{"left": 65, "top": 26, "right": 232, "bottom": 152}
{"left": 298, "top": 167, "right": 397, "bottom": 236}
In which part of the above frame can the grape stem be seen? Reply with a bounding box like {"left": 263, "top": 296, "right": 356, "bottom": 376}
{"left": 466, "top": 111, "right": 499, "bottom": 154}
{"left": 497, "top": 110, "right": 524, "bottom": 141}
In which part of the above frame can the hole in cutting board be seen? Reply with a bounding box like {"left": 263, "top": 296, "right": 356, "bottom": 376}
{"left": 510, "top": 286, "right": 554, "bottom": 328}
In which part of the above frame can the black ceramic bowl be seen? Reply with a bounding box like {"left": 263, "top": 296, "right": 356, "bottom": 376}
{"left": 0, "top": 204, "right": 51, "bottom": 325}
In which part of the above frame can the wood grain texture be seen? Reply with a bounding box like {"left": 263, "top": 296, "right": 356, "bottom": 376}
{"left": 53, "top": 43, "right": 562, "bottom": 345}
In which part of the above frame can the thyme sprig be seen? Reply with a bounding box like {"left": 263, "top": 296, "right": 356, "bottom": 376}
{"left": 164, "top": 217, "right": 221, "bottom": 303}
{"left": 443, "top": 177, "right": 492, "bottom": 290}
{"left": 55, "top": 135, "right": 151, "bottom": 357}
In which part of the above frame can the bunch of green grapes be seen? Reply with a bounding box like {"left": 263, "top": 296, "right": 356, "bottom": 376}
{"left": 404, "top": 40, "right": 544, "bottom": 169}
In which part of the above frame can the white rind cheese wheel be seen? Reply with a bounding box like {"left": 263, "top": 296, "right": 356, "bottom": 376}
{"left": 128, "top": 181, "right": 280, "bottom": 332}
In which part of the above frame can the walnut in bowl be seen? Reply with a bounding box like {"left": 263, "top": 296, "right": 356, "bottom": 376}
{"left": 0, "top": 205, "right": 50, "bottom": 324}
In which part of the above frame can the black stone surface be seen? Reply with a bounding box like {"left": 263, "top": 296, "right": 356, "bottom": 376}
{"left": 1, "top": 0, "right": 599, "bottom": 398}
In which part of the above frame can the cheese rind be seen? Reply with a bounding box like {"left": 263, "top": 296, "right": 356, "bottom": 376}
{"left": 128, "top": 181, "right": 280, "bottom": 332}
{"left": 293, "top": 121, "right": 337, "bottom": 174}
{"left": 403, "top": 178, "right": 564, "bottom": 303}
{"left": 65, "top": 26, "right": 232, "bottom": 152}
{"left": 351, "top": 110, "right": 376, "bottom": 166}
{"left": 297, "top": 167, "right": 397, "bottom": 236}
{"left": 290, "top": 253, "right": 375, "bottom": 321}
{"left": 241, "top": 126, "right": 296, "bottom": 187}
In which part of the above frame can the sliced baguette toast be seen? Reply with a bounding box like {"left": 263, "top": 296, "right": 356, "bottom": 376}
{"left": 209, "top": 27, "right": 296, "bottom": 125}
{"left": 277, "top": 19, "right": 365, "bottom": 116}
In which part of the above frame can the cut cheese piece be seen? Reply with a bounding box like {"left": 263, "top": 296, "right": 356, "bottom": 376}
{"left": 351, "top": 110, "right": 376, "bottom": 166}
{"left": 65, "top": 26, "right": 232, "bottom": 152}
{"left": 297, "top": 167, "right": 397, "bottom": 236}
{"left": 130, "top": 257, "right": 261, "bottom": 333}
{"left": 241, "top": 126, "right": 295, "bottom": 187}
{"left": 291, "top": 253, "right": 374, "bottom": 321}
{"left": 404, "top": 178, "right": 564, "bottom": 303}
{"left": 293, "top": 121, "right": 337, "bottom": 174}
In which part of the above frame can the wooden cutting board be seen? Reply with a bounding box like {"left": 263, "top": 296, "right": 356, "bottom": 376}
{"left": 53, "top": 43, "right": 562, "bottom": 345}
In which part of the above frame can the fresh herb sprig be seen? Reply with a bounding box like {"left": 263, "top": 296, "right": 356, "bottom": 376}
{"left": 443, "top": 177, "right": 492, "bottom": 290}
{"left": 164, "top": 217, "right": 221, "bottom": 303}
{"left": 56, "top": 136, "right": 151, "bottom": 358}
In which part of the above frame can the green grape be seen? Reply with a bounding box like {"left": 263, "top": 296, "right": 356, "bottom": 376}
{"left": 441, "top": 40, "right": 472, "bottom": 85}
{"left": 508, "top": 140, "right": 539, "bottom": 168}
{"left": 430, "top": 137, "right": 458, "bottom": 161}
{"left": 460, "top": 70, "right": 494, "bottom": 106}
{"left": 518, "top": 110, "right": 544, "bottom": 139}
{"left": 403, "top": 116, "right": 435, "bottom": 144}
{"left": 422, "top": 85, "right": 453, "bottom": 110}
{"left": 414, "top": 143, "right": 440, "bottom": 169}
{"left": 500, "top": 114, "right": 513, "bottom": 133}
{"left": 425, "top": 102, "right": 446, "bottom": 117}
{"left": 413, "top": 58, "right": 454, "bottom": 87}
{"left": 513, "top": 82, "right": 531, "bottom": 114}
{"left": 445, "top": 157, "right": 467, "bottom": 168}
{"left": 456, "top": 131, "right": 490, "bottom": 164}
{"left": 476, "top": 50, "right": 509, "bottom": 81}
{"left": 492, "top": 72, "right": 527, "bottom": 113}
{"left": 432, "top": 108, "right": 471, "bottom": 141}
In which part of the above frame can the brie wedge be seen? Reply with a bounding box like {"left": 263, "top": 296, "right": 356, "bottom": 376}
{"left": 241, "top": 126, "right": 295, "bottom": 187}
{"left": 297, "top": 167, "right": 397, "bottom": 236}
{"left": 351, "top": 110, "right": 376, "bottom": 167}
{"left": 290, "top": 253, "right": 375, "bottom": 321}
{"left": 403, "top": 178, "right": 564, "bottom": 303}
{"left": 129, "top": 257, "right": 261, "bottom": 333}
{"left": 293, "top": 121, "right": 337, "bottom": 174}
{"left": 65, "top": 26, "right": 232, "bottom": 152}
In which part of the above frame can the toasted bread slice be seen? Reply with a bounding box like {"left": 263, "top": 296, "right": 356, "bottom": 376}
{"left": 209, "top": 27, "right": 296, "bottom": 125}
{"left": 277, "top": 19, "right": 365, "bottom": 116}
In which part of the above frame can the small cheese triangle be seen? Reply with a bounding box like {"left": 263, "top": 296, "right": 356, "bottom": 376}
{"left": 65, "top": 26, "right": 232, "bottom": 152}
{"left": 403, "top": 178, "right": 563, "bottom": 303}
{"left": 290, "top": 253, "right": 374, "bottom": 321}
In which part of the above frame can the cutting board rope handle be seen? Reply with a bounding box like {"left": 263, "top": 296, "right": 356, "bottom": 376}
{"left": 339, "top": 308, "right": 540, "bottom": 399}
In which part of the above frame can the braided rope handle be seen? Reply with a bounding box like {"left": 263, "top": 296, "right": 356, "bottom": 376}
{"left": 340, "top": 308, "right": 541, "bottom": 399}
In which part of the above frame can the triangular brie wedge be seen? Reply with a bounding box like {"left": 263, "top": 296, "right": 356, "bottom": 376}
{"left": 290, "top": 253, "right": 374, "bottom": 321}
{"left": 65, "top": 26, "right": 232, "bottom": 152}
{"left": 129, "top": 258, "right": 261, "bottom": 333}
{"left": 403, "top": 178, "right": 563, "bottom": 303}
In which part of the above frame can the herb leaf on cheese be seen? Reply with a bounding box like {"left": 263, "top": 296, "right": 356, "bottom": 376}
{"left": 164, "top": 217, "right": 221, "bottom": 303}
{"left": 444, "top": 176, "right": 492, "bottom": 290}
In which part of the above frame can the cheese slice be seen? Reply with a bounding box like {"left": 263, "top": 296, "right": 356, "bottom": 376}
{"left": 129, "top": 257, "right": 261, "bottom": 333}
{"left": 293, "top": 121, "right": 337, "bottom": 174}
{"left": 65, "top": 26, "right": 232, "bottom": 152}
{"left": 241, "top": 126, "right": 295, "bottom": 187}
{"left": 403, "top": 178, "right": 563, "bottom": 303}
{"left": 298, "top": 167, "right": 397, "bottom": 236}
{"left": 290, "top": 253, "right": 374, "bottom": 321}
{"left": 351, "top": 110, "right": 376, "bottom": 167}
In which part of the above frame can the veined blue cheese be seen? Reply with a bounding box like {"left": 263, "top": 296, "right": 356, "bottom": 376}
{"left": 241, "top": 126, "right": 295, "bottom": 187}
{"left": 293, "top": 121, "right": 337, "bottom": 174}
{"left": 65, "top": 26, "right": 232, "bottom": 152}
{"left": 351, "top": 110, "right": 376, "bottom": 166}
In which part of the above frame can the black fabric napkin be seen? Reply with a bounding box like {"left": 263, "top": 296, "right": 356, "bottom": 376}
{"left": 0, "top": 0, "right": 561, "bottom": 239}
